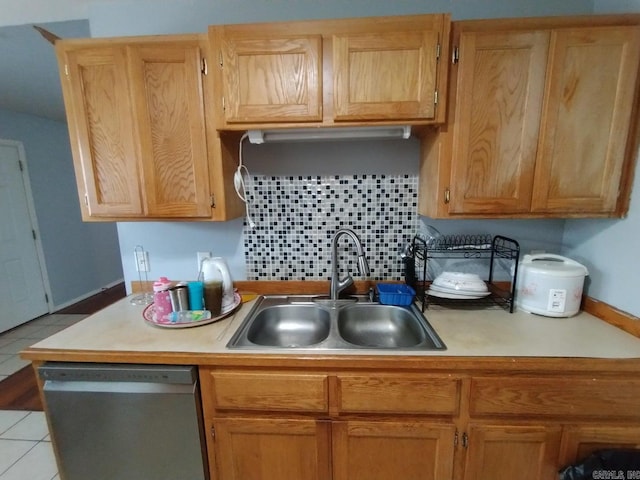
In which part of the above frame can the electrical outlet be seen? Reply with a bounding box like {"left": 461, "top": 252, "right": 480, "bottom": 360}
{"left": 135, "top": 250, "right": 150, "bottom": 272}
{"left": 197, "top": 251, "right": 211, "bottom": 270}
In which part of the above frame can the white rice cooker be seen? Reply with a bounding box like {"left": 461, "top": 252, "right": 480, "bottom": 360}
{"left": 515, "top": 254, "right": 589, "bottom": 317}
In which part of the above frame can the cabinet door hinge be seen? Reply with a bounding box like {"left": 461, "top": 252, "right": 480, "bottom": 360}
{"left": 436, "top": 43, "right": 441, "bottom": 60}
{"left": 201, "top": 58, "right": 208, "bottom": 75}
{"left": 444, "top": 188, "right": 451, "bottom": 204}
{"left": 210, "top": 426, "right": 216, "bottom": 440}
{"left": 452, "top": 46, "right": 459, "bottom": 64}
{"left": 210, "top": 194, "right": 216, "bottom": 208}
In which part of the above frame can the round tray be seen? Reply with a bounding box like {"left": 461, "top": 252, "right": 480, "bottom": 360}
{"left": 143, "top": 292, "right": 241, "bottom": 328}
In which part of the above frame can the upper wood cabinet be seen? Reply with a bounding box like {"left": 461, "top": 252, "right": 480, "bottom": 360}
{"left": 215, "top": 32, "right": 323, "bottom": 123}
{"left": 57, "top": 36, "right": 244, "bottom": 221}
{"left": 210, "top": 14, "right": 450, "bottom": 129}
{"left": 419, "top": 16, "right": 640, "bottom": 218}
{"left": 61, "top": 46, "right": 143, "bottom": 217}
{"left": 532, "top": 26, "right": 640, "bottom": 214}
{"left": 333, "top": 29, "right": 440, "bottom": 121}
{"left": 448, "top": 30, "right": 549, "bottom": 215}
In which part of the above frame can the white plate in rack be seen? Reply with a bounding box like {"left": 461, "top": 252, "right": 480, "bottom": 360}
{"left": 427, "top": 287, "right": 491, "bottom": 300}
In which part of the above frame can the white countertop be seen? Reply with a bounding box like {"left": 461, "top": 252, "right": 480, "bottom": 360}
{"left": 25, "top": 295, "right": 640, "bottom": 358}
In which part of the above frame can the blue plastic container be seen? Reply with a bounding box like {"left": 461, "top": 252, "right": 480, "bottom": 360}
{"left": 376, "top": 283, "right": 416, "bottom": 306}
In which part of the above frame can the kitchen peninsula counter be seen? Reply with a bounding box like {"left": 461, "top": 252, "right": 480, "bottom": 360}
{"left": 21, "top": 294, "right": 640, "bottom": 369}
{"left": 22, "top": 293, "right": 640, "bottom": 480}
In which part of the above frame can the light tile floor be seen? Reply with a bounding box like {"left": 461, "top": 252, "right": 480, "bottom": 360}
{"left": 0, "top": 314, "right": 87, "bottom": 479}
{"left": 0, "top": 411, "right": 57, "bottom": 479}
{"left": 0, "top": 314, "right": 87, "bottom": 380}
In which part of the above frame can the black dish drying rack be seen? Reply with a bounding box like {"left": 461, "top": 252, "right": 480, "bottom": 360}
{"left": 404, "top": 234, "right": 520, "bottom": 313}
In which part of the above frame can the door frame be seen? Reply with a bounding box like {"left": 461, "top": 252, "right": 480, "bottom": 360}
{"left": 0, "top": 138, "right": 53, "bottom": 314}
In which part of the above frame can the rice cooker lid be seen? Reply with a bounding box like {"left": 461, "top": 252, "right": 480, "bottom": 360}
{"left": 522, "top": 255, "right": 588, "bottom": 278}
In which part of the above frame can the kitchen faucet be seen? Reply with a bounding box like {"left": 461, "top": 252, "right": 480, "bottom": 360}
{"left": 330, "top": 229, "right": 370, "bottom": 300}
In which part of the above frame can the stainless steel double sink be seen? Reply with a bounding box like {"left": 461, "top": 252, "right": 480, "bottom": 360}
{"left": 227, "top": 295, "right": 446, "bottom": 351}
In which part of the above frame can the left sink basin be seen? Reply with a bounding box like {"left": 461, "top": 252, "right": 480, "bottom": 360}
{"left": 245, "top": 305, "right": 331, "bottom": 347}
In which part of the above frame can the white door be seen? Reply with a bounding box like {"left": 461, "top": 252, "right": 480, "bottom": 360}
{"left": 0, "top": 140, "right": 50, "bottom": 333}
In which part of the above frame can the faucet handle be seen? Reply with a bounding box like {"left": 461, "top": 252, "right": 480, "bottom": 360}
{"left": 338, "top": 275, "right": 354, "bottom": 292}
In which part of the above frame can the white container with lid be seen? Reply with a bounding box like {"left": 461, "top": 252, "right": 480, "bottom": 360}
{"left": 515, "top": 254, "right": 589, "bottom": 317}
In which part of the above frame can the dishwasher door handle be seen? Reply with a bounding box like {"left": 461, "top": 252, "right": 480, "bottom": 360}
{"left": 43, "top": 380, "right": 197, "bottom": 395}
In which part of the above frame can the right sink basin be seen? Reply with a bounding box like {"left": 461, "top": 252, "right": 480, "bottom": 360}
{"left": 227, "top": 295, "right": 446, "bottom": 351}
{"left": 337, "top": 304, "right": 430, "bottom": 348}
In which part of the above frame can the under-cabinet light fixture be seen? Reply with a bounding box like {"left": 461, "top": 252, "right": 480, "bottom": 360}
{"left": 247, "top": 125, "right": 411, "bottom": 144}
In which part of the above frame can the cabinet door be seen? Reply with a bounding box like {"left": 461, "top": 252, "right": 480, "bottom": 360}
{"left": 559, "top": 425, "right": 640, "bottom": 469}
{"left": 127, "top": 42, "right": 212, "bottom": 218}
{"left": 220, "top": 34, "right": 322, "bottom": 123}
{"left": 532, "top": 26, "right": 640, "bottom": 214}
{"left": 213, "top": 418, "right": 331, "bottom": 480}
{"left": 463, "top": 424, "right": 561, "bottom": 480}
{"left": 60, "top": 46, "right": 142, "bottom": 218}
{"left": 333, "top": 30, "right": 439, "bottom": 121}
{"left": 449, "top": 31, "right": 549, "bottom": 214}
{"left": 333, "top": 420, "right": 456, "bottom": 480}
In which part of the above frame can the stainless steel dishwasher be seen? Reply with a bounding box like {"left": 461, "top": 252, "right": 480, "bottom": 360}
{"left": 39, "top": 362, "right": 208, "bottom": 480}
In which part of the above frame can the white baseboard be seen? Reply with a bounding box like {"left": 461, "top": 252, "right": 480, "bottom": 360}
{"left": 52, "top": 278, "right": 125, "bottom": 312}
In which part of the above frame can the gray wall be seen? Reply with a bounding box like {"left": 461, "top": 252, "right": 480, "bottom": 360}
{"left": 0, "top": 109, "right": 123, "bottom": 309}
{"left": 89, "top": 0, "right": 595, "bottom": 36}
{"left": 93, "top": 0, "right": 640, "bottom": 318}
{"left": 594, "top": 0, "right": 640, "bottom": 12}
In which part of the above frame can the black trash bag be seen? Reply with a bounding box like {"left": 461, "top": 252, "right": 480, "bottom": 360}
{"left": 559, "top": 449, "right": 640, "bottom": 480}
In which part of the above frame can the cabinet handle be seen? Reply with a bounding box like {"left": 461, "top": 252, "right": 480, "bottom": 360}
{"left": 201, "top": 58, "right": 208, "bottom": 75}
{"left": 454, "top": 430, "right": 459, "bottom": 447}
{"left": 444, "top": 188, "right": 450, "bottom": 204}
{"left": 462, "top": 432, "right": 468, "bottom": 448}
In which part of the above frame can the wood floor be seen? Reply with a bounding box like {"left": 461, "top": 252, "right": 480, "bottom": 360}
{"left": 0, "top": 283, "right": 126, "bottom": 411}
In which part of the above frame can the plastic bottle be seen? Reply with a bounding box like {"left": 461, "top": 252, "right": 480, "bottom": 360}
{"left": 153, "top": 277, "right": 173, "bottom": 321}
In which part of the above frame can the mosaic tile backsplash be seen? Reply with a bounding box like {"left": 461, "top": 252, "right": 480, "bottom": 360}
{"left": 244, "top": 174, "right": 419, "bottom": 281}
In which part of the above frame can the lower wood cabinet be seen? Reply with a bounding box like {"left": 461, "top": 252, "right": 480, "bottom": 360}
{"left": 199, "top": 367, "right": 640, "bottom": 480}
{"left": 212, "top": 417, "right": 331, "bottom": 480}
{"left": 201, "top": 369, "right": 458, "bottom": 480}
{"left": 559, "top": 425, "right": 640, "bottom": 468}
{"left": 462, "top": 423, "right": 562, "bottom": 480}
{"left": 333, "top": 420, "right": 456, "bottom": 480}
